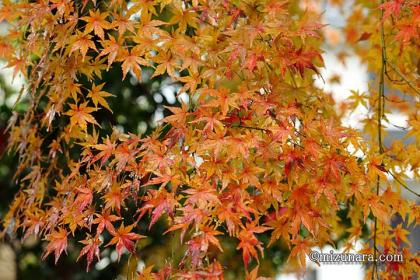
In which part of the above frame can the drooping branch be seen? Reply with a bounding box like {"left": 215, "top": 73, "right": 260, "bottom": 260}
{"left": 386, "top": 170, "right": 420, "bottom": 198}
{"left": 387, "top": 62, "right": 420, "bottom": 96}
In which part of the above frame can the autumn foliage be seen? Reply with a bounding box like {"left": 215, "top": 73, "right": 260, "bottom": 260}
{"left": 0, "top": 0, "right": 419, "bottom": 279}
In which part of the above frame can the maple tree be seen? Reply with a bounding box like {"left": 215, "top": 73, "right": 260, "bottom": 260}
{"left": 0, "top": 0, "right": 419, "bottom": 279}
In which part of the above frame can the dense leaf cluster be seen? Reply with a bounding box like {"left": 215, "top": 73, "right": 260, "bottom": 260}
{"left": 0, "top": 0, "right": 419, "bottom": 279}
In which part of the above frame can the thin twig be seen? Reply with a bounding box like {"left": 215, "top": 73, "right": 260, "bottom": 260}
{"left": 233, "top": 124, "right": 270, "bottom": 133}
{"left": 387, "top": 171, "right": 420, "bottom": 197}
{"left": 372, "top": 2, "right": 386, "bottom": 278}
{"left": 387, "top": 62, "right": 420, "bottom": 96}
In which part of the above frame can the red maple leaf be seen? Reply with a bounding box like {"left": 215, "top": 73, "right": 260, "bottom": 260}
{"left": 92, "top": 211, "right": 121, "bottom": 235}
{"left": 42, "top": 228, "right": 68, "bottom": 264}
{"left": 77, "top": 234, "right": 101, "bottom": 271}
{"left": 106, "top": 223, "right": 144, "bottom": 260}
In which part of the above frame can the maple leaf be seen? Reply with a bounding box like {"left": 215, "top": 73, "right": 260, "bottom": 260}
{"left": 263, "top": 0, "right": 288, "bottom": 15}
{"left": 288, "top": 47, "right": 322, "bottom": 77}
{"left": 92, "top": 211, "right": 121, "bottom": 235}
{"left": 151, "top": 51, "right": 178, "bottom": 78}
{"left": 74, "top": 187, "right": 93, "bottom": 213}
{"left": 393, "top": 223, "right": 411, "bottom": 246}
{"left": 177, "top": 70, "right": 201, "bottom": 93}
{"left": 42, "top": 228, "right": 68, "bottom": 264}
{"left": 0, "top": 0, "right": 14, "bottom": 22}
{"left": 303, "top": 139, "right": 321, "bottom": 158}
{"left": 103, "top": 182, "right": 124, "bottom": 212}
{"left": 128, "top": 0, "right": 157, "bottom": 20}
{"left": 362, "top": 195, "right": 389, "bottom": 222}
{"left": 216, "top": 203, "right": 243, "bottom": 236}
{"left": 168, "top": 5, "right": 198, "bottom": 33}
{"left": 320, "top": 117, "right": 347, "bottom": 145}
{"left": 87, "top": 83, "right": 114, "bottom": 112}
{"left": 200, "top": 227, "right": 224, "bottom": 252}
{"left": 203, "top": 88, "right": 239, "bottom": 117}
{"left": 81, "top": 10, "right": 112, "bottom": 40}
{"left": 281, "top": 149, "right": 304, "bottom": 182}
{"left": 395, "top": 24, "right": 416, "bottom": 43}
{"left": 348, "top": 90, "right": 368, "bottom": 109}
{"left": 77, "top": 234, "right": 101, "bottom": 271}
{"left": 184, "top": 187, "right": 220, "bottom": 208}
{"left": 110, "top": 11, "right": 136, "bottom": 35}
{"left": 314, "top": 177, "right": 338, "bottom": 208}
{"left": 160, "top": 102, "right": 190, "bottom": 126}
{"left": 137, "top": 265, "right": 155, "bottom": 280}
{"left": 323, "top": 154, "right": 347, "bottom": 182}
{"left": 0, "top": 42, "right": 13, "bottom": 59}
{"left": 99, "top": 35, "right": 123, "bottom": 69}
{"left": 112, "top": 143, "right": 137, "bottom": 171}
{"left": 139, "top": 189, "right": 178, "bottom": 229}
{"left": 6, "top": 56, "right": 26, "bottom": 79}
{"left": 288, "top": 185, "right": 324, "bottom": 236}
{"left": 237, "top": 222, "right": 271, "bottom": 267}
{"left": 106, "top": 223, "right": 145, "bottom": 260}
{"left": 379, "top": 0, "right": 404, "bottom": 20}
{"left": 266, "top": 211, "right": 290, "bottom": 246}
{"left": 288, "top": 237, "right": 313, "bottom": 267}
{"left": 245, "top": 52, "right": 264, "bottom": 72}
{"left": 69, "top": 31, "right": 98, "bottom": 61}
{"left": 91, "top": 137, "right": 116, "bottom": 166}
{"left": 166, "top": 206, "right": 209, "bottom": 242}
{"left": 245, "top": 265, "right": 272, "bottom": 280}
{"left": 120, "top": 48, "right": 150, "bottom": 80}
{"left": 65, "top": 102, "right": 99, "bottom": 131}
{"left": 22, "top": 210, "right": 44, "bottom": 240}
{"left": 191, "top": 112, "right": 224, "bottom": 134}
{"left": 135, "top": 14, "right": 167, "bottom": 36}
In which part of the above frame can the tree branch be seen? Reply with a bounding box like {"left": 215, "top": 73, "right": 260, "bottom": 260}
{"left": 387, "top": 171, "right": 420, "bottom": 198}
{"left": 373, "top": 2, "right": 386, "bottom": 278}
{"left": 233, "top": 124, "right": 270, "bottom": 133}
{"left": 387, "top": 62, "right": 420, "bottom": 96}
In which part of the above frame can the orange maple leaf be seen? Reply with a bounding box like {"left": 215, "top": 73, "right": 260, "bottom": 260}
{"left": 65, "top": 102, "right": 99, "bottom": 131}
{"left": 42, "top": 228, "right": 68, "bottom": 264}
{"left": 81, "top": 10, "right": 112, "bottom": 40}
{"left": 106, "top": 223, "right": 145, "bottom": 260}
{"left": 69, "top": 32, "right": 98, "bottom": 61}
